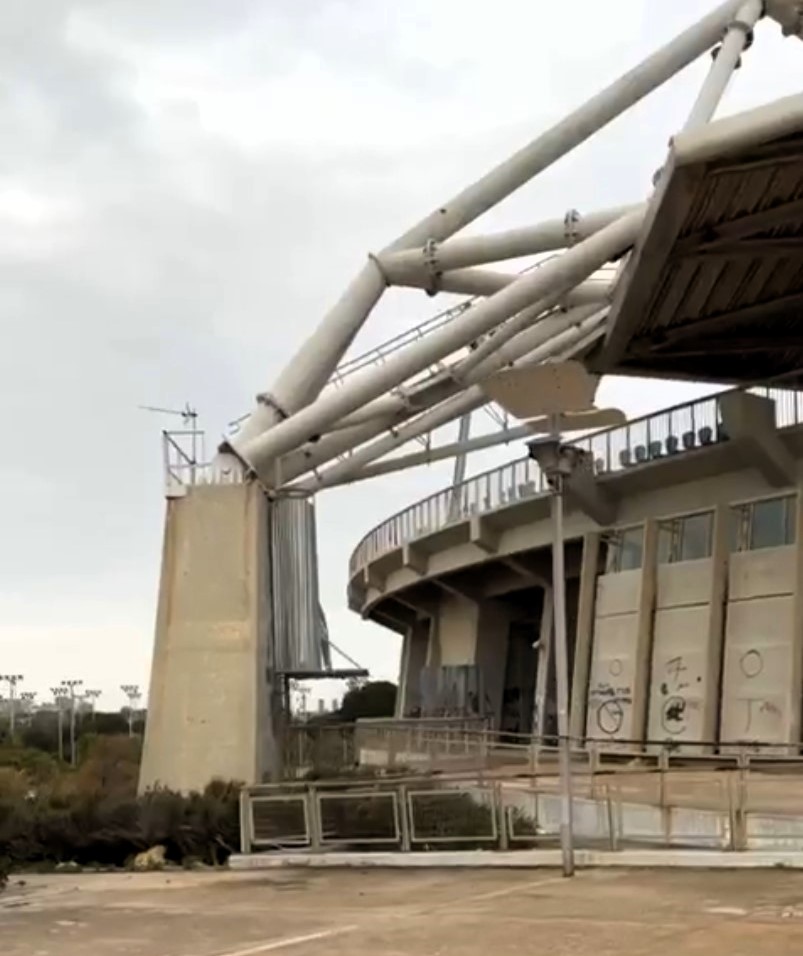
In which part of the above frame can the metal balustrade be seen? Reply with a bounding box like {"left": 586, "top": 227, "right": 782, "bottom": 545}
{"left": 349, "top": 385, "right": 803, "bottom": 575}
{"left": 238, "top": 751, "right": 803, "bottom": 856}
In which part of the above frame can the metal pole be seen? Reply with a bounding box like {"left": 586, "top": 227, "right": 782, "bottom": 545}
{"left": 1, "top": 675, "right": 22, "bottom": 739}
{"left": 57, "top": 707, "right": 64, "bottom": 762}
{"left": 237, "top": 214, "right": 640, "bottom": 475}
{"left": 70, "top": 696, "right": 77, "bottom": 766}
{"left": 448, "top": 414, "right": 472, "bottom": 519}
{"left": 550, "top": 455, "right": 575, "bottom": 877}
{"left": 350, "top": 421, "right": 536, "bottom": 484}
{"left": 682, "top": 0, "right": 764, "bottom": 131}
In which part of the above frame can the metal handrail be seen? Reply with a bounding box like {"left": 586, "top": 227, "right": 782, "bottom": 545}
{"left": 349, "top": 385, "right": 803, "bottom": 575}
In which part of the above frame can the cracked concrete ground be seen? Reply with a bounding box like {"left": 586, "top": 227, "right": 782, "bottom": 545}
{"left": 3, "top": 867, "right": 803, "bottom": 955}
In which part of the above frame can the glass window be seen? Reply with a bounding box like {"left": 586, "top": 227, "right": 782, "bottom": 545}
{"left": 679, "top": 512, "right": 713, "bottom": 562}
{"left": 658, "top": 512, "right": 713, "bottom": 564}
{"left": 731, "top": 495, "right": 797, "bottom": 552}
{"left": 657, "top": 523, "right": 678, "bottom": 565}
{"left": 619, "top": 527, "right": 644, "bottom": 571}
{"left": 606, "top": 526, "right": 644, "bottom": 572}
{"left": 750, "top": 496, "right": 796, "bottom": 550}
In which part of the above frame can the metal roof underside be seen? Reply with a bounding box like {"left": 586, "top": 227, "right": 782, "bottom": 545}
{"left": 593, "top": 94, "right": 803, "bottom": 388}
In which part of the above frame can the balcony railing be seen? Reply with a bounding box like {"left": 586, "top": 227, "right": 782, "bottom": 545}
{"left": 349, "top": 386, "right": 803, "bottom": 576}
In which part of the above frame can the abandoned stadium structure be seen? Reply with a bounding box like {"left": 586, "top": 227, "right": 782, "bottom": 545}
{"left": 139, "top": 2, "right": 803, "bottom": 794}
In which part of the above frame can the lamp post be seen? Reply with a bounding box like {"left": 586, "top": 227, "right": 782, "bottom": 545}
{"left": 60, "top": 679, "right": 84, "bottom": 766}
{"left": 121, "top": 684, "right": 141, "bottom": 737}
{"left": 51, "top": 687, "right": 69, "bottom": 762}
{"left": 528, "top": 431, "right": 594, "bottom": 878}
{"left": 0, "top": 674, "right": 24, "bottom": 739}
{"left": 84, "top": 689, "right": 101, "bottom": 721}
{"left": 481, "top": 358, "right": 621, "bottom": 878}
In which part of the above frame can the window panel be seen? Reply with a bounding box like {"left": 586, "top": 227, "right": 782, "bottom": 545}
{"left": 749, "top": 496, "right": 795, "bottom": 550}
{"left": 679, "top": 512, "right": 713, "bottom": 562}
{"left": 618, "top": 527, "right": 644, "bottom": 571}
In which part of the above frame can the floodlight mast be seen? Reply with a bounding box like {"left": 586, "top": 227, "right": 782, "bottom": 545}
{"left": 223, "top": 0, "right": 746, "bottom": 473}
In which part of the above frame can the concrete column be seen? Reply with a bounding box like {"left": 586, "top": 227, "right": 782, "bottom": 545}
{"left": 630, "top": 519, "right": 659, "bottom": 744}
{"left": 139, "top": 483, "right": 276, "bottom": 793}
{"left": 475, "top": 600, "right": 511, "bottom": 729}
{"left": 646, "top": 504, "right": 729, "bottom": 751}
{"left": 569, "top": 533, "right": 601, "bottom": 741}
{"left": 533, "top": 587, "right": 554, "bottom": 740}
{"left": 790, "top": 483, "right": 803, "bottom": 744}
{"left": 720, "top": 493, "right": 800, "bottom": 749}
{"left": 397, "top": 617, "right": 430, "bottom": 717}
{"left": 586, "top": 521, "right": 657, "bottom": 747}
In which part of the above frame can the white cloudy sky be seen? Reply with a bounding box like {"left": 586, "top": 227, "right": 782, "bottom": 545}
{"left": 1, "top": 1, "right": 800, "bottom": 710}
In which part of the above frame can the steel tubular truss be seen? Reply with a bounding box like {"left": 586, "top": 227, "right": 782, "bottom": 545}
{"left": 204, "top": 2, "right": 802, "bottom": 496}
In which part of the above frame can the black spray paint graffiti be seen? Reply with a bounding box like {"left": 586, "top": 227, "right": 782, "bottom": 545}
{"left": 737, "top": 648, "right": 779, "bottom": 734}
{"left": 657, "top": 654, "right": 702, "bottom": 737}
{"left": 591, "top": 658, "right": 632, "bottom": 736}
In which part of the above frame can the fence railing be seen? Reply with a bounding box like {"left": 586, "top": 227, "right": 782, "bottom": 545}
{"left": 239, "top": 755, "right": 803, "bottom": 856}
{"left": 349, "top": 385, "right": 803, "bottom": 575}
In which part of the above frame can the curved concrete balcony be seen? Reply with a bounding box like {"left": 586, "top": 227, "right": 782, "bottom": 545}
{"left": 349, "top": 386, "right": 803, "bottom": 622}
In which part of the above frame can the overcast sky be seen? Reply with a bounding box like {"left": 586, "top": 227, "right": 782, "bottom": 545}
{"left": 1, "top": 1, "right": 801, "bottom": 710}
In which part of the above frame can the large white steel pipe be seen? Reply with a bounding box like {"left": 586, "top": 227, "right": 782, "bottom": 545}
{"left": 279, "top": 306, "right": 590, "bottom": 483}
{"left": 381, "top": 204, "right": 641, "bottom": 276}
{"left": 393, "top": 268, "right": 614, "bottom": 300}
{"left": 292, "top": 314, "right": 606, "bottom": 491}
{"left": 328, "top": 423, "right": 537, "bottom": 486}
{"left": 235, "top": 212, "right": 641, "bottom": 476}
{"left": 233, "top": 0, "right": 736, "bottom": 448}
{"left": 230, "top": 262, "right": 387, "bottom": 447}
{"left": 389, "top": 0, "right": 741, "bottom": 251}
{"left": 682, "top": 0, "right": 764, "bottom": 131}
{"left": 329, "top": 279, "right": 611, "bottom": 431}
{"left": 280, "top": 306, "right": 598, "bottom": 482}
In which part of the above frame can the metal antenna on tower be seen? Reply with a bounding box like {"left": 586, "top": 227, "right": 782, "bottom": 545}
{"left": 139, "top": 403, "right": 204, "bottom": 488}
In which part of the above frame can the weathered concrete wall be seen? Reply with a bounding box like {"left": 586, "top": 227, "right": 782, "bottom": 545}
{"left": 721, "top": 546, "right": 796, "bottom": 746}
{"left": 139, "top": 483, "right": 274, "bottom": 794}
{"left": 397, "top": 617, "right": 431, "bottom": 717}
{"left": 586, "top": 569, "right": 641, "bottom": 742}
{"left": 475, "top": 600, "right": 511, "bottom": 728}
{"left": 435, "top": 594, "right": 478, "bottom": 665}
{"left": 647, "top": 560, "right": 715, "bottom": 747}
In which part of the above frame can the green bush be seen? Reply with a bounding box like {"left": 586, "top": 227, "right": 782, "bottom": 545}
{"left": 0, "top": 736, "right": 241, "bottom": 875}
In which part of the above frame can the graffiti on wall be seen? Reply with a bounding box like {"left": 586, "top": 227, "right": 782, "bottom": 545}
{"left": 588, "top": 657, "right": 633, "bottom": 738}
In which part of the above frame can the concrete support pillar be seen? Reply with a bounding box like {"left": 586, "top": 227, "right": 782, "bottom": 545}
{"left": 396, "top": 617, "right": 430, "bottom": 717}
{"left": 569, "top": 533, "right": 601, "bottom": 741}
{"left": 533, "top": 588, "right": 554, "bottom": 740}
{"left": 704, "top": 503, "right": 730, "bottom": 742}
{"left": 586, "top": 521, "right": 657, "bottom": 748}
{"left": 475, "top": 601, "right": 511, "bottom": 729}
{"left": 647, "top": 505, "right": 729, "bottom": 751}
{"left": 720, "top": 490, "right": 801, "bottom": 750}
{"left": 631, "top": 520, "right": 659, "bottom": 743}
{"left": 139, "top": 483, "right": 277, "bottom": 793}
{"left": 790, "top": 483, "right": 803, "bottom": 744}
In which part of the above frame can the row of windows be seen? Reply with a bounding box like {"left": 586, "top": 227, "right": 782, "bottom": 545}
{"left": 605, "top": 495, "right": 797, "bottom": 573}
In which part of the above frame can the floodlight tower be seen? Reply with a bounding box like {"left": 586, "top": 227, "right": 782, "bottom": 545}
{"left": 121, "top": 684, "right": 142, "bottom": 737}
{"left": 0, "top": 674, "right": 24, "bottom": 738}
{"left": 60, "top": 679, "right": 84, "bottom": 766}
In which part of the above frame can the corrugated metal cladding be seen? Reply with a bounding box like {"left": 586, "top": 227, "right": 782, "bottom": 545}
{"left": 269, "top": 494, "right": 330, "bottom": 672}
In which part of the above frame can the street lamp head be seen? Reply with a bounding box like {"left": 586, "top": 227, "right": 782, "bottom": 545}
{"left": 527, "top": 437, "right": 593, "bottom": 485}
